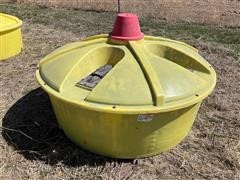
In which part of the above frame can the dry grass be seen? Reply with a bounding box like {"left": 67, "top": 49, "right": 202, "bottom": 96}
{"left": 0, "top": 3, "right": 240, "bottom": 179}
{"left": 16, "top": 0, "right": 240, "bottom": 27}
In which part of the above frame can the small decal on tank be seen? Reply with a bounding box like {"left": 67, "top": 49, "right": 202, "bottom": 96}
{"left": 137, "top": 114, "right": 154, "bottom": 122}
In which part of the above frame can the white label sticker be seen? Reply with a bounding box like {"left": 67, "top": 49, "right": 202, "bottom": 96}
{"left": 137, "top": 114, "right": 154, "bottom": 122}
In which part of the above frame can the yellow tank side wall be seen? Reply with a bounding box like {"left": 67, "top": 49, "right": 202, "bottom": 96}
{"left": 0, "top": 28, "right": 23, "bottom": 61}
{"left": 49, "top": 94, "right": 201, "bottom": 158}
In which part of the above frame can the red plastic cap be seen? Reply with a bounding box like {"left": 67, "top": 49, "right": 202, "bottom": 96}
{"left": 111, "top": 13, "right": 144, "bottom": 41}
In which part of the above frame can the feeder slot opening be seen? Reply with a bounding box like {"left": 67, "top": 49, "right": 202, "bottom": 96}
{"left": 76, "top": 64, "right": 112, "bottom": 89}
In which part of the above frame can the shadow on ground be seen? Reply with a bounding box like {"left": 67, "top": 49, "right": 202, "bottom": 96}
{"left": 2, "top": 88, "right": 131, "bottom": 166}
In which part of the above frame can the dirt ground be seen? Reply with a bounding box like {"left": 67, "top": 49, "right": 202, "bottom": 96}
{"left": 0, "top": 3, "right": 240, "bottom": 179}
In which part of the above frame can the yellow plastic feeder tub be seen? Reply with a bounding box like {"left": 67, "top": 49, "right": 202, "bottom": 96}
{"left": 36, "top": 13, "right": 216, "bottom": 159}
{"left": 0, "top": 13, "right": 23, "bottom": 61}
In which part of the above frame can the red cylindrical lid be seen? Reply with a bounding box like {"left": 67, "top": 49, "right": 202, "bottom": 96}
{"left": 111, "top": 13, "right": 144, "bottom": 41}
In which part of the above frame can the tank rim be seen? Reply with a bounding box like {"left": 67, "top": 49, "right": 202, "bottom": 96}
{"left": 0, "top": 13, "right": 22, "bottom": 33}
